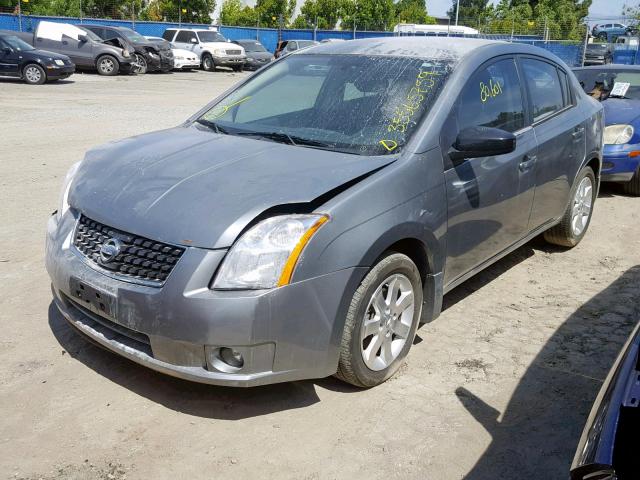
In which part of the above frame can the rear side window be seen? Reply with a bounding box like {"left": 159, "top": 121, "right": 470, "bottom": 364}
{"left": 457, "top": 58, "right": 525, "bottom": 133}
{"left": 521, "top": 59, "right": 565, "bottom": 122}
{"left": 558, "top": 69, "right": 571, "bottom": 107}
{"left": 162, "top": 30, "right": 175, "bottom": 41}
{"left": 175, "top": 31, "right": 197, "bottom": 43}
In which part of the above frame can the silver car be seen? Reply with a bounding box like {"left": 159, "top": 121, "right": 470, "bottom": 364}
{"left": 47, "top": 38, "right": 603, "bottom": 387}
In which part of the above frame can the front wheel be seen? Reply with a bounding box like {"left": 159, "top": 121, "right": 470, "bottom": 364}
{"left": 96, "top": 55, "right": 119, "bottom": 76}
{"left": 544, "top": 166, "right": 596, "bottom": 247}
{"left": 336, "top": 253, "right": 423, "bottom": 388}
{"left": 202, "top": 54, "right": 215, "bottom": 72}
{"left": 623, "top": 167, "right": 640, "bottom": 196}
{"left": 134, "top": 53, "right": 147, "bottom": 74}
{"left": 232, "top": 65, "right": 244, "bottom": 72}
{"left": 23, "top": 63, "right": 46, "bottom": 84}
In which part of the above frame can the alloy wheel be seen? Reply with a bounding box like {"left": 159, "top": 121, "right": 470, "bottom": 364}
{"left": 571, "top": 176, "right": 593, "bottom": 236}
{"left": 100, "top": 58, "right": 115, "bottom": 74}
{"left": 360, "top": 273, "right": 415, "bottom": 371}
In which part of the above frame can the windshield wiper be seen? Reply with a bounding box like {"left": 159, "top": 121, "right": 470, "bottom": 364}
{"left": 195, "top": 119, "right": 229, "bottom": 134}
{"left": 232, "top": 130, "right": 335, "bottom": 149}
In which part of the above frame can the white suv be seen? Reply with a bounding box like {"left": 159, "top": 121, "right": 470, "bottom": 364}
{"left": 162, "top": 28, "right": 246, "bottom": 72}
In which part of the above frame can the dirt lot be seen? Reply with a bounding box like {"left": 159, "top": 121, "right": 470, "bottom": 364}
{"left": 1, "top": 70, "right": 639, "bottom": 480}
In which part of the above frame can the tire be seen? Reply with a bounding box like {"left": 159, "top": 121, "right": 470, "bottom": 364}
{"left": 544, "top": 166, "right": 596, "bottom": 247}
{"left": 597, "top": 32, "right": 608, "bottom": 41}
{"left": 23, "top": 63, "right": 46, "bottom": 85}
{"left": 623, "top": 167, "right": 640, "bottom": 196}
{"left": 335, "top": 252, "right": 423, "bottom": 388}
{"left": 232, "top": 65, "right": 244, "bottom": 72}
{"left": 96, "top": 55, "right": 119, "bottom": 76}
{"left": 134, "top": 53, "right": 147, "bottom": 74}
{"left": 202, "top": 54, "right": 215, "bottom": 72}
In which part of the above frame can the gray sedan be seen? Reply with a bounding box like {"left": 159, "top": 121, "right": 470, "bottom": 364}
{"left": 46, "top": 38, "right": 603, "bottom": 387}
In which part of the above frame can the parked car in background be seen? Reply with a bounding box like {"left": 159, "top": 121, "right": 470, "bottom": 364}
{"left": 274, "top": 39, "right": 319, "bottom": 58}
{"left": 231, "top": 39, "right": 273, "bottom": 70}
{"left": 47, "top": 38, "right": 602, "bottom": 389}
{"left": 570, "top": 321, "right": 640, "bottom": 480}
{"left": 83, "top": 25, "right": 173, "bottom": 74}
{"left": 592, "top": 22, "right": 631, "bottom": 40}
{"left": 584, "top": 42, "right": 612, "bottom": 65}
{"left": 0, "top": 31, "right": 74, "bottom": 84}
{"left": 573, "top": 66, "right": 640, "bottom": 195}
{"left": 145, "top": 36, "right": 200, "bottom": 70}
{"left": 162, "top": 28, "right": 245, "bottom": 72}
{"left": 7, "top": 21, "right": 135, "bottom": 76}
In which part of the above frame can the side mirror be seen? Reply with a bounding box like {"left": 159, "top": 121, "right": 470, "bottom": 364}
{"left": 78, "top": 34, "right": 88, "bottom": 43}
{"left": 190, "top": 38, "right": 198, "bottom": 44}
{"left": 449, "top": 126, "right": 516, "bottom": 161}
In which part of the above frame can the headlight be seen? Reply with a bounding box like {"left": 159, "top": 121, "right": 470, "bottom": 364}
{"left": 213, "top": 214, "right": 329, "bottom": 290}
{"left": 604, "top": 124, "right": 634, "bottom": 144}
{"left": 57, "top": 161, "right": 81, "bottom": 221}
{"left": 122, "top": 49, "right": 131, "bottom": 58}
{"left": 247, "top": 57, "right": 254, "bottom": 62}
{"left": 148, "top": 51, "right": 159, "bottom": 58}
{"left": 214, "top": 49, "right": 227, "bottom": 56}
{"left": 54, "top": 59, "right": 65, "bottom": 66}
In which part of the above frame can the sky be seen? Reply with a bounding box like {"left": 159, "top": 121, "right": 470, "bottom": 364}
{"left": 427, "top": 0, "right": 632, "bottom": 18}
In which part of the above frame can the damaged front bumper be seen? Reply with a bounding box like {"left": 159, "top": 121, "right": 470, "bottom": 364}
{"left": 46, "top": 210, "right": 362, "bottom": 387}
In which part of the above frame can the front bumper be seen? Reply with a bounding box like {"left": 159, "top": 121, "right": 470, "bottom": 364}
{"left": 601, "top": 143, "right": 640, "bottom": 182}
{"left": 570, "top": 322, "right": 640, "bottom": 479}
{"left": 584, "top": 57, "right": 607, "bottom": 65}
{"left": 174, "top": 58, "right": 200, "bottom": 69}
{"left": 213, "top": 55, "right": 246, "bottom": 67}
{"left": 118, "top": 60, "right": 136, "bottom": 74}
{"left": 245, "top": 58, "right": 272, "bottom": 69}
{"left": 46, "top": 210, "right": 362, "bottom": 387}
{"left": 45, "top": 64, "right": 75, "bottom": 79}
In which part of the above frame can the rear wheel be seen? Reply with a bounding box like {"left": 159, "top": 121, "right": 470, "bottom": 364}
{"left": 544, "top": 166, "right": 596, "bottom": 247}
{"left": 623, "top": 167, "right": 640, "bottom": 196}
{"left": 202, "top": 54, "right": 215, "bottom": 72}
{"left": 23, "top": 63, "right": 46, "bottom": 85}
{"left": 96, "top": 55, "right": 119, "bottom": 76}
{"left": 335, "top": 253, "right": 423, "bottom": 388}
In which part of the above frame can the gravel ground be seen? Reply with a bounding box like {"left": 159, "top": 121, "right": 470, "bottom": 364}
{"left": 1, "top": 70, "right": 639, "bottom": 480}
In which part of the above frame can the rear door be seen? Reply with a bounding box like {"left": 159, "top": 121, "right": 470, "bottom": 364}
{"left": 520, "top": 57, "right": 585, "bottom": 229}
{"left": 443, "top": 57, "right": 537, "bottom": 285}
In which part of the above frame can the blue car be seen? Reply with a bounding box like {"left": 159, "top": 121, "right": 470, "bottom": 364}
{"left": 574, "top": 65, "right": 640, "bottom": 195}
{"left": 592, "top": 22, "right": 632, "bottom": 41}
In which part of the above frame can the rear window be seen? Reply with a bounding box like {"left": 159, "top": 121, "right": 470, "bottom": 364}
{"left": 574, "top": 69, "right": 640, "bottom": 100}
{"left": 162, "top": 30, "right": 175, "bottom": 41}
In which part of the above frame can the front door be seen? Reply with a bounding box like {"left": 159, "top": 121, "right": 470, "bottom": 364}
{"left": 443, "top": 57, "right": 537, "bottom": 286}
{"left": 0, "top": 39, "right": 20, "bottom": 76}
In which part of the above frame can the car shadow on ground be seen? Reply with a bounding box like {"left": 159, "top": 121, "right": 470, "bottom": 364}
{"left": 48, "top": 302, "right": 359, "bottom": 420}
{"left": 0, "top": 78, "right": 75, "bottom": 85}
{"left": 456, "top": 265, "right": 640, "bottom": 479}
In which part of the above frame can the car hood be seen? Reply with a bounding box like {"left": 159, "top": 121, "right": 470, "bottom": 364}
{"left": 70, "top": 126, "right": 394, "bottom": 249}
{"left": 172, "top": 48, "right": 197, "bottom": 57}
{"left": 202, "top": 41, "right": 245, "bottom": 53}
{"left": 27, "top": 49, "right": 71, "bottom": 62}
{"left": 246, "top": 51, "right": 273, "bottom": 59}
{"left": 602, "top": 98, "right": 640, "bottom": 126}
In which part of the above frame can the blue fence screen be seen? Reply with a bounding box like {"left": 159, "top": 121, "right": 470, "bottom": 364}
{"left": 0, "top": 12, "right": 584, "bottom": 66}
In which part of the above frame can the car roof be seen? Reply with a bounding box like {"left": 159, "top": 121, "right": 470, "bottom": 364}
{"left": 299, "top": 36, "right": 506, "bottom": 59}
{"left": 234, "top": 39, "right": 261, "bottom": 43}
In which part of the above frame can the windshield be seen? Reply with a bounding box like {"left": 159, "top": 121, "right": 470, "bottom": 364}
{"left": 1, "top": 35, "right": 34, "bottom": 51}
{"left": 122, "top": 29, "right": 147, "bottom": 43}
{"left": 297, "top": 41, "right": 317, "bottom": 48}
{"left": 587, "top": 44, "right": 607, "bottom": 51}
{"left": 197, "top": 54, "right": 453, "bottom": 155}
{"left": 197, "top": 31, "right": 227, "bottom": 43}
{"left": 574, "top": 69, "right": 640, "bottom": 100}
{"left": 241, "top": 41, "right": 266, "bottom": 52}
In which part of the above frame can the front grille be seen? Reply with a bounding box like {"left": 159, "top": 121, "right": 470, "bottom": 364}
{"left": 225, "top": 49, "right": 242, "bottom": 55}
{"left": 74, "top": 215, "right": 185, "bottom": 285}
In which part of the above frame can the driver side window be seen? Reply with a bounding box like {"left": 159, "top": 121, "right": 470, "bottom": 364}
{"left": 457, "top": 58, "right": 526, "bottom": 133}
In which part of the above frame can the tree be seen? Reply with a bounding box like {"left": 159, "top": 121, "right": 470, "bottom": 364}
{"left": 340, "top": 0, "right": 395, "bottom": 31}
{"left": 293, "top": 0, "right": 344, "bottom": 29}
{"left": 255, "top": 0, "right": 296, "bottom": 28}
{"left": 220, "top": 0, "right": 258, "bottom": 26}
{"left": 395, "top": 0, "right": 435, "bottom": 25}
{"left": 447, "top": 0, "right": 490, "bottom": 23}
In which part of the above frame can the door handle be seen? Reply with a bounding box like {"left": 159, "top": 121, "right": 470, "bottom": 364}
{"left": 572, "top": 127, "right": 585, "bottom": 138}
{"left": 519, "top": 155, "right": 537, "bottom": 172}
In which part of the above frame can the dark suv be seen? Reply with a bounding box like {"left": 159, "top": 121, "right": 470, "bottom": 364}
{"left": 83, "top": 25, "right": 174, "bottom": 74}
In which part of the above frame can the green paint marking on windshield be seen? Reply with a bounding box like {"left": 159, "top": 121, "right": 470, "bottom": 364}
{"left": 209, "top": 96, "right": 251, "bottom": 119}
{"left": 379, "top": 140, "right": 398, "bottom": 152}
